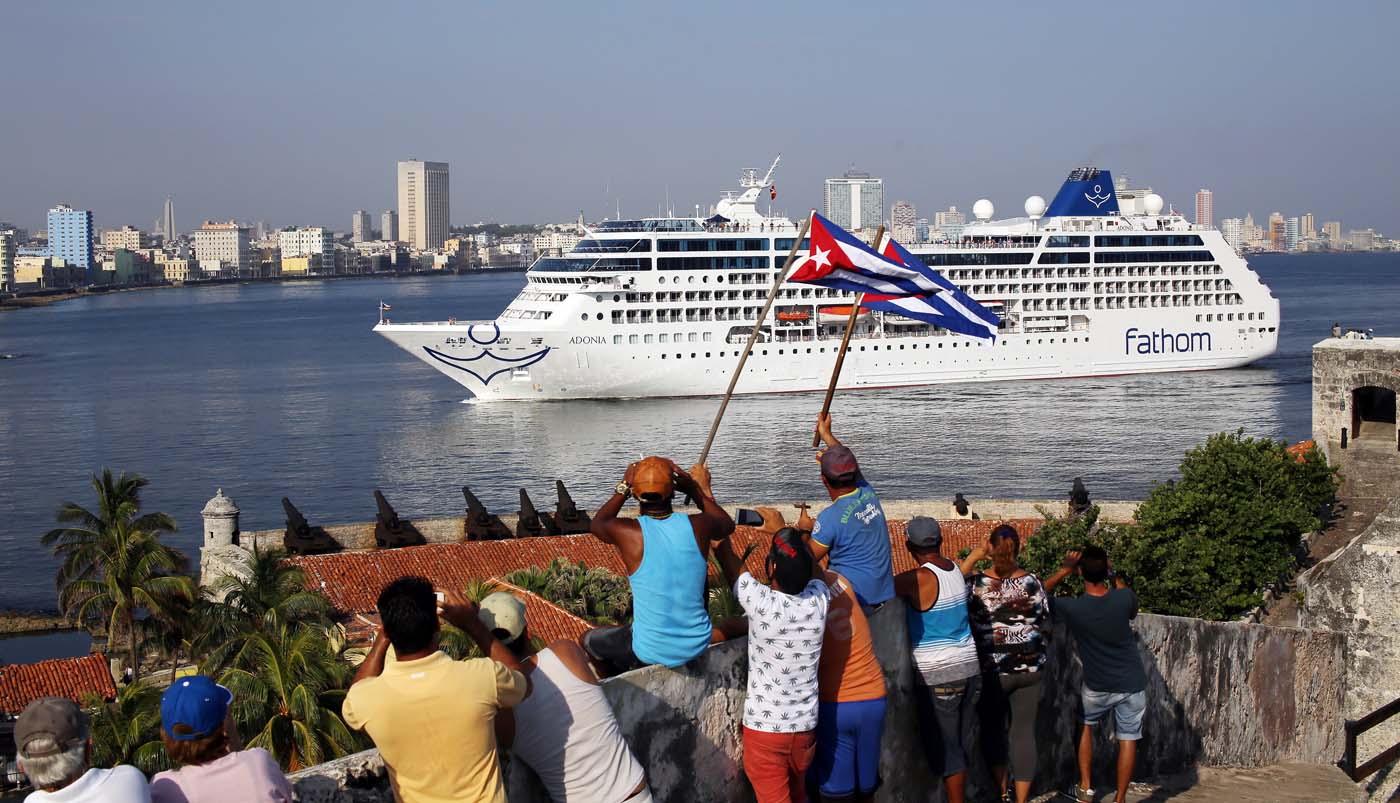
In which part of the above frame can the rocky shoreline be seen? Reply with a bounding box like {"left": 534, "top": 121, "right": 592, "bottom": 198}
{"left": 0, "top": 611, "right": 71, "bottom": 635}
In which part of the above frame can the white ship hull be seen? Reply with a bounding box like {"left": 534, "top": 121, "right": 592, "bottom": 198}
{"left": 376, "top": 163, "right": 1281, "bottom": 402}
{"left": 376, "top": 307, "right": 1278, "bottom": 401}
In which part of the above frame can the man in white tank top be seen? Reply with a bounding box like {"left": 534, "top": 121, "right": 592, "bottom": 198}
{"left": 480, "top": 592, "right": 652, "bottom": 803}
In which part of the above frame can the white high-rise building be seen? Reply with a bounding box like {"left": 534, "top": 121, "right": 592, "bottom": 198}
{"left": 822, "top": 169, "right": 883, "bottom": 232}
{"left": 381, "top": 210, "right": 398, "bottom": 242}
{"left": 890, "top": 200, "right": 916, "bottom": 243}
{"left": 1323, "top": 221, "right": 1342, "bottom": 245}
{"left": 193, "top": 221, "right": 255, "bottom": 278}
{"left": 1, "top": 230, "right": 15, "bottom": 292}
{"left": 278, "top": 227, "right": 334, "bottom": 260}
{"left": 1194, "top": 189, "right": 1213, "bottom": 229}
{"left": 397, "top": 160, "right": 450, "bottom": 250}
{"left": 1285, "top": 217, "right": 1300, "bottom": 251}
{"left": 351, "top": 210, "right": 372, "bottom": 243}
{"left": 162, "top": 197, "right": 176, "bottom": 242}
{"left": 1220, "top": 218, "right": 1245, "bottom": 252}
{"left": 1300, "top": 212, "right": 1316, "bottom": 241}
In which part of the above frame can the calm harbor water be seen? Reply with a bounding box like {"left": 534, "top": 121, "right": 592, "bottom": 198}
{"left": 1, "top": 254, "right": 1397, "bottom": 612}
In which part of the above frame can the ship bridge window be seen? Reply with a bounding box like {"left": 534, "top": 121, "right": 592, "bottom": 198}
{"left": 917, "top": 253, "right": 1034, "bottom": 267}
{"left": 573, "top": 238, "right": 651, "bottom": 253}
{"left": 1095, "top": 251, "right": 1215, "bottom": 264}
{"left": 657, "top": 238, "right": 770, "bottom": 252}
{"left": 1094, "top": 235, "right": 1206, "bottom": 247}
{"left": 1045, "top": 236, "right": 1090, "bottom": 248}
{"left": 533, "top": 257, "right": 651, "bottom": 272}
{"left": 595, "top": 219, "right": 704, "bottom": 233}
{"left": 774, "top": 238, "right": 811, "bottom": 250}
{"left": 1037, "top": 252, "right": 1091, "bottom": 264}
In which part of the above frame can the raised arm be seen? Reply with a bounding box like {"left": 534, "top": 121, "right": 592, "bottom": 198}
{"left": 959, "top": 540, "right": 991, "bottom": 577}
{"left": 712, "top": 536, "right": 747, "bottom": 589}
{"left": 816, "top": 412, "right": 843, "bottom": 449}
{"left": 678, "top": 463, "right": 735, "bottom": 543}
{"left": 439, "top": 589, "right": 527, "bottom": 676}
{"left": 351, "top": 630, "right": 391, "bottom": 686}
{"left": 1043, "top": 550, "right": 1082, "bottom": 593}
{"left": 590, "top": 462, "right": 639, "bottom": 545}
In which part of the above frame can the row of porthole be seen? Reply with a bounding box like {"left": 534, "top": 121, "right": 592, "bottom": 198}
{"left": 627, "top": 338, "right": 1093, "bottom": 360}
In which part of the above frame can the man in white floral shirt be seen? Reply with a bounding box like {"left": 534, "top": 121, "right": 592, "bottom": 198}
{"left": 714, "top": 527, "right": 830, "bottom": 803}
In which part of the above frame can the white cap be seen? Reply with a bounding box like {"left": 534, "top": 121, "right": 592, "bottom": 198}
{"left": 480, "top": 592, "right": 527, "bottom": 642}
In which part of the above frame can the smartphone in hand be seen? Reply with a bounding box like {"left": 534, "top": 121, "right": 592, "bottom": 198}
{"left": 735, "top": 508, "right": 764, "bottom": 527}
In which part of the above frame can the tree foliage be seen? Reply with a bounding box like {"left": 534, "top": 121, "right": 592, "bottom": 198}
{"left": 42, "top": 470, "right": 195, "bottom": 676}
{"left": 1021, "top": 432, "right": 1339, "bottom": 620}
{"left": 505, "top": 559, "right": 632, "bottom": 625}
{"left": 86, "top": 681, "right": 169, "bottom": 776}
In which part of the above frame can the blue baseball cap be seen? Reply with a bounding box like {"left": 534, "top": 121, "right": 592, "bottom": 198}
{"left": 160, "top": 675, "right": 233, "bottom": 741}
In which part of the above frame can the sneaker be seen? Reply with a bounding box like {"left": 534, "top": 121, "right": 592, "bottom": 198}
{"left": 1062, "top": 785, "right": 1095, "bottom": 802}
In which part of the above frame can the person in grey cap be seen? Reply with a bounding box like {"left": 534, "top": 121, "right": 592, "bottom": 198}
{"left": 893, "top": 517, "right": 980, "bottom": 803}
{"left": 798, "top": 413, "right": 894, "bottom": 607}
{"left": 14, "top": 696, "right": 150, "bottom": 802}
{"left": 482, "top": 591, "right": 652, "bottom": 802}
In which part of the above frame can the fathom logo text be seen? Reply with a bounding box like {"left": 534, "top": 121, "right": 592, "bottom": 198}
{"left": 1125, "top": 327, "right": 1211, "bottom": 355}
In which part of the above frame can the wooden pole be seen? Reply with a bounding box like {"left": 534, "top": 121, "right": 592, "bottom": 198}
{"left": 812, "top": 225, "right": 884, "bottom": 447}
{"left": 697, "top": 213, "right": 813, "bottom": 465}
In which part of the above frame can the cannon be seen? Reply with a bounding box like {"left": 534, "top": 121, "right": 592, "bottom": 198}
{"left": 373, "top": 490, "right": 426, "bottom": 549}
{"left": 281, "top": 497, "right": 339, "bottom": 555}
{"left": 516, "top": 488, "right": 559, "bottom": 539}
{"left": 542, "top": 480, "right": 592, "bottom": 535}
{"left": 462, "top": 485, "right": 512, "bottom": 541}
{"left": 1069, "top": 477, "right": 1092, "bottom": 516}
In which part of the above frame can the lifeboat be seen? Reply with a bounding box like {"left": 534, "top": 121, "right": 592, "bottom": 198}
{"left": 775, "top": 309, "right": 811, "bottom": 322}
{"left": 818, "top": 305, "right": 872, "bottom": 325}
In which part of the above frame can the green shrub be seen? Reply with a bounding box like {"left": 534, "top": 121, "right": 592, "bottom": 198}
{"left": 1019, "top": 506, "right": 1139, "bottom": 598}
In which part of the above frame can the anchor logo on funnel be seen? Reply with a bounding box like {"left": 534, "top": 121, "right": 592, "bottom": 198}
{"left": 1084, "top": 184, "right": 1112, "bottom": 208}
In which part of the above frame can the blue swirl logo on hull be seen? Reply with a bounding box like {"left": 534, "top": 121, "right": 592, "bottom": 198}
{"left": 422, "top": 322, "right": 550, "bottom": 385}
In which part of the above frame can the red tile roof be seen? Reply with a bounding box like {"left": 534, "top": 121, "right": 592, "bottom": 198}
{"left": 0, "top": 654, "right": 116, "bottom": 715}
{"left": 1286, "top": 440, "right": 1317, "bottom": 463}
{"left": 293, "top": 518, "right": 1045, "bottom": 616}
{"left": 341, "top": 579, "right": 594, "bottom": 650}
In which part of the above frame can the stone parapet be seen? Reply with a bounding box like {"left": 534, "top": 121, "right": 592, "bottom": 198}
{"left": 288, "top": 610, "right": 1345, "bottom": 802}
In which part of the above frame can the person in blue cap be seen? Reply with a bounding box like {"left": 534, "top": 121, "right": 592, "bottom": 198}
{"left": 149, "top": 675, "right": 292, "bottom": 803}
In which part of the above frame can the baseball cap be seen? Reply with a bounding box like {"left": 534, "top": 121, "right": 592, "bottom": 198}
{"left": 906, "top": 516, "right": 943, "bottom": 550}
{"left": 479, "top": 591, "right": 527, "bottom": 642}
{"left": 15, "top": 697, "right": 89, "bottom": 758}
{"left": 160, "top": 675, "right": 233, "bottom": 741}
{"left": 819, "top": 445, "right": 860, "bottom": 482}
{"left": 632, "top": 456, "right": 675, "bottom": 498}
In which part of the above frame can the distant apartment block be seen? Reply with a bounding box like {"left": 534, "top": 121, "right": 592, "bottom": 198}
{"left": 381, "top": 210, "right": 398, "bottom": 242}
{"left": 397, "top": 160, "right": 450, "bottom": 250}
{"left": 278, "top": 227, "right": 335, "bottom": 275}
{"left": 47, "top": 204, "right": 94, "bottom": 281}
{"left": 1194, "top": 189, "right": 1213, "bottom": 229}
{"left": 1323, "top": 221, "right": 1343, "bottom": 245}
{"left": 1299, "top": 212, "right": 1316, "bottom": 241}
{"left": 823, "top": 169, "right": 883, "bottom": 232}
{"left": 193, "top": 221, "right": 255, "bottom": 278}
{"left": 890, "top": 200, "right": 916, "bottom": 244}
{"left": 1220, "top": 218, "right": 1245, "bottom": 252}
{"left": 532, "top": 231, "right": 581, "bottom": 258}
{"left": 101, "top": 225, "right": 147, "bottom": 251}
{"left": 351, "top": 210, "right": 372, "bottom": 243}
{"left": 1, "top": 230, "right": 15, "bottom": 292}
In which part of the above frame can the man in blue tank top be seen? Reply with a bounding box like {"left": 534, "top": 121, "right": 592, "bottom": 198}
{"left": 582, "top": 456, "right": 738, "bottom": 676}
{"left": 800, "top": 413, "right": 895, "bottom": 607}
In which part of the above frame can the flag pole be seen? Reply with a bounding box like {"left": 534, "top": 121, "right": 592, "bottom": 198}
{"left": 697, "top": 212, "right": 813, "bottom": 465}
{"left": 811, "top": 225, "right": 885, "bottom": 448}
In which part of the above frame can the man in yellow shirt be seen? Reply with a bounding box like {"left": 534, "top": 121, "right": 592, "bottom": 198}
{"left": 344, "top": 576, "right": 527, "bottom": 803}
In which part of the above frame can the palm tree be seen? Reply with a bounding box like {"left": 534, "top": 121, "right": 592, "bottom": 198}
{"left": 198, "top": 545, "right": 331, "bottom": 670}
{"left": 86, "top": 680, "right": 169, "bottom": 776}
{"left": 506, "top": 559, "right": 632, "bottom": 625}
{"left": 42, "top": 470, "right": 194, "bottom": 678}
{"left": 217, "top": 622, "right": 363, "bottom": 771}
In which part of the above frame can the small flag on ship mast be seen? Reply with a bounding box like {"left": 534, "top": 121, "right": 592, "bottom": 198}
{"left": 378, "top": 300, "right": 392, "bottom": 324}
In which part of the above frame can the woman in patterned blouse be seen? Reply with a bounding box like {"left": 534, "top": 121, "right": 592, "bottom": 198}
{"left": 960, "top": 524, "right": 1049, "bottom": 803}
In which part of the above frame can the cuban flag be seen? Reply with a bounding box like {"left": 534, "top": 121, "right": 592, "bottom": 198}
{"left": 789, "top": 213, "right": 943, "bottom": 298}
{"left": 866, "top": 237, "right": 1001, "bottom": 340}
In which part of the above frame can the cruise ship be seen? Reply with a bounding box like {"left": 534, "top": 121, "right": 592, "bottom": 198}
{"left": 376, "top": 162, "right": 1279, "bottom": 400}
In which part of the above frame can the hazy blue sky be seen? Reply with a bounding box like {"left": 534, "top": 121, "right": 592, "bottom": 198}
{"left": 3, "top": 1, "right": 1396, "bottom": 233}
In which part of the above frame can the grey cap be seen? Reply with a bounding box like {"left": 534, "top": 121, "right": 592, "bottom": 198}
{"left": 906, "top": 516, "right": 943, "bottom": 550}
{"left": 15, "top": 697, "right": 89, "bottom": 758}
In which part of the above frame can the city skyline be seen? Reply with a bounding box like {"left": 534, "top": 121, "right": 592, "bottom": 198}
{"left": 1, "top": 2, "right": 1397, "bottom": 233}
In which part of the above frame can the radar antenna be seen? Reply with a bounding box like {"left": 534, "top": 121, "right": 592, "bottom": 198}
{"left": 740, "top": 153, "right": 782, "bottom": 189}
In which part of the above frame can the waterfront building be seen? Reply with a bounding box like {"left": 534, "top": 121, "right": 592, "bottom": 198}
{"left": 1285, "top": 217, "right": 1300, "bottom": 252}
{"left": 280, "top": 255, "right": 318, "bottom": 275}
{"left": 381, "top": 210, "right": 398, "bottom": 242}
{"left": 13, "top": 255, "right": 84, "bottom": 290}
{"left": 1, "top": 230, "right": 14, "bottom": 292}
{"left": 352, "top": 210, "right": 372, "bottom": 243}
{"left": 193, "top": 221, "right": 255, "bottom": 278}
{"left": 891, "top": 200, "right": 916, "bottom": 244}
{"left": 1220, "top": 217, "right": 1245, "bottom": 252}
{"left": 155, "top": 251, "right": 196, "bottom": 282}
{"left": 822, "top": 169, "right": 883, "bottom": 232}
{"left": 101, "top": 225, "right": 147, "bottom": 251}
{"left": 47, "top": 204, "right": 94, "bottom": 282}
{"left": 396, "top": 160, "right": 450, "bottom": 250}
{"left": 1349, "top": 229, "right": 1377, "bottom": 251}
{"left": 532, "top": 231, "right": 582, "bottom": 258}
{"left": 1300, "top": 212, "right": 1316, "bottom": 242}
{"left": 1194, "top": 189, "right": 1214, "bottom": 229}
{"left": 933, "top": 205, "right": 966, "bottom": 240}
{"left": 278, "top": 227, "right": 334, "bottom": 261}
{"left": 98, "top": 249, "right": 154, "bottom": 285}
{"left": 1268, "top": 212, "right": 1285, "bottom": 251}
{"left": 1324, "top": 221, "right": 1343, "bottom": 246}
